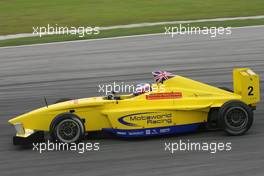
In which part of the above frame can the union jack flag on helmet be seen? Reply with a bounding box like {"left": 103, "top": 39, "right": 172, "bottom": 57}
{"left": 152, "top": 70, "right": 175, "bottom": 83}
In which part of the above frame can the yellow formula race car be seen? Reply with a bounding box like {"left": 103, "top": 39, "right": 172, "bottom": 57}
{"left": 8, "top": 68, "right": 260, "bottom": 145}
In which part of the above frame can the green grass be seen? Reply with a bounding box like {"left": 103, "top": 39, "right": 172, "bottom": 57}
{"left": 1, "top": 19, "right": 264, "bottom": 47}
{"left": 0, "top": 0, "right": 264, "bottom": 35}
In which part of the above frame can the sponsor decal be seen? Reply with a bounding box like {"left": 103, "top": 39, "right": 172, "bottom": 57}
{"left": 128, "top": 131, "right": 144, "bottom": 136}
{"left": 117, "top": 131, "right": 127, "bottom": 135}
{"left": 118, "top": 112, "right": 172, "bottom": 127}
{"left": 145, "top": 130, "right": 151, "bottom": 135}
{"left": 102, "top": 123, "right": 202, "bottom": 137}
{"left": 145, "top": 128, "right": 170, "bottom": 135}
{"left": 146, "top": 92, "right": 182, "bottom": 100}
{"left": 160, "top": 128, "right": 170, "bottom": 133}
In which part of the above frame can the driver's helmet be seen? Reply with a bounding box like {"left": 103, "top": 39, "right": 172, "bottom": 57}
{"left": 133, "top": 83, "right": 151, "bottom": 96}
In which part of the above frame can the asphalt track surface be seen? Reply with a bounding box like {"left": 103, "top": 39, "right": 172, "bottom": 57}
{"left": 0, "top": 26, "right": 264, "bottom": 176}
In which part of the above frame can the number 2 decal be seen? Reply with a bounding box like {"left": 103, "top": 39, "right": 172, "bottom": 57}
{"left": 248, "top": 86, "right": 254, "bottom": 96}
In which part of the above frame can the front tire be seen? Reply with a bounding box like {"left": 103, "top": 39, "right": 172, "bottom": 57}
{"left": 50, "top": 113, "right": 85, "bottom": 143}
{"left": 219, "top": 100, "right": 253, "bottom": 135}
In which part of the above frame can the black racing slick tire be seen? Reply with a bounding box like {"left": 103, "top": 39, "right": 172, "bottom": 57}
{"left": 219, "top": 100, "right": 253, "bottom": 136}
{"left": 55, "top": 98, "right": 72, "bottom": 104}
{"left": 50, "top": 113, "right": 85, "bottom": 143}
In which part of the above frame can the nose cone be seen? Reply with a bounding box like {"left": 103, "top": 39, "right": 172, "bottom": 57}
{"left": 8, "top": 117, "right": 17, "bottom": 125}
{"left": 8, "top": 106, "right": 48, "bottom": 125}
{"left": 8, "top": 113, "right": 30, "bottom": 125}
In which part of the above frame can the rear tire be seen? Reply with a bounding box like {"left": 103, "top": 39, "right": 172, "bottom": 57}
{"left": 219, "top": 100, "right": 253, "bottom": 135}
{"left": 50, "top": 113, "right": 85, "bottom": 143}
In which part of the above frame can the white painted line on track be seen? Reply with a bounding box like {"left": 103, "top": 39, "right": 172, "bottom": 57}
{"left": 0, "top": 25, "right": 264, "bottom": 50}
{"left": 1, "top": 15, "right": 264, "bottom": 41}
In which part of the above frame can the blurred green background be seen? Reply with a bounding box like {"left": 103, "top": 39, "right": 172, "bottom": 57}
{"left": 1, "top": 0, "right": 264, "bottom": 35}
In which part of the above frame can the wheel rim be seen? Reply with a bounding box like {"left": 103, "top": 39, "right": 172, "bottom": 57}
{"left": 56, "top": 119, "right": 80, "bottom": 143}
{"left": 224, "top": 107, "right": 248, "bottom": 131}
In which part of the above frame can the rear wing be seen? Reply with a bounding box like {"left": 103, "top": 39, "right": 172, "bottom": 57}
{"left": 233, "top": 68, "right": 260, "bottom": 105}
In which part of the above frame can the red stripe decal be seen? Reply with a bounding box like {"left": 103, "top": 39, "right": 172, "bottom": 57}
{"left": 146, "top": 92, "right": 182, "bottom": 100}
